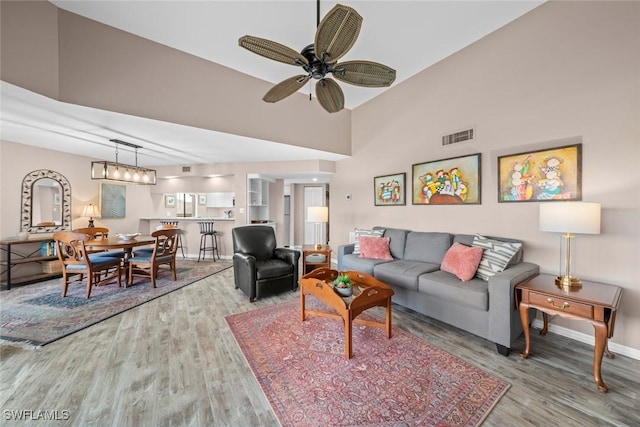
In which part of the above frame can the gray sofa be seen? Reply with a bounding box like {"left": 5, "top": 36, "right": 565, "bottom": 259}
{"left": 337, "top": 227, "right": 539, "bottom": 356}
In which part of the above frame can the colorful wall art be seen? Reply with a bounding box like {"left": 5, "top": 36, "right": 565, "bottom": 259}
{"left": 412, "top": 154, "right": 481, "bottom": 205}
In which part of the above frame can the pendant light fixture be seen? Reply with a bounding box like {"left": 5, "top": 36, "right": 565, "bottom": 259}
{"left": 91, "top": 139, "right": 157, "bottom": 185}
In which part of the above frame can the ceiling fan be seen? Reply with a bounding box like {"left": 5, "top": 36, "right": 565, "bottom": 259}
{"left": 238, "top": 2, "right": 396, "bottom": 113}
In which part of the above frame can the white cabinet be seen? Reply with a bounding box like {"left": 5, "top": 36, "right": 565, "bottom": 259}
{"left": 248, "top": 179, "right": 268, "bottom": 206}
{"left": 248, "top": 178, "right": 269, "bottom": 223}
{"left": 206, "top": 192, "right": 235, "bottom": 208}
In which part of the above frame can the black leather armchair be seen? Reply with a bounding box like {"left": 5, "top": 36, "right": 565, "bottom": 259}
{"left": 232, "top": 225, "right": 300, "bottom": 302}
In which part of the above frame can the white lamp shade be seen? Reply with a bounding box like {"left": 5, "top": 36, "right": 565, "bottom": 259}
{"left": 539, "top": 202, "right": 601, "bottom": 234}
{"left": 81, "top": 204, "right": 101, "bottom": 218}
{"left": 307, "top": 206, "right": 328, "bottom": 223}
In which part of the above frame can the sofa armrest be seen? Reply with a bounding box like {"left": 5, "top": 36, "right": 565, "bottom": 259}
{"left": 337, "top": 244, "right": 356, "bottom": 271}
{"left": 487, "top": 262, "right": 540, "bottom": 347}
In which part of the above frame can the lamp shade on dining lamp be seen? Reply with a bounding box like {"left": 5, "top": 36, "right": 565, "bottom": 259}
{"left": 81, "top": 204, "right": 101, "bottom": 228}
{"left": 307, "top": 206, "right": 329, "bottom": 249}
{"left": 539, "top": 202, "right": 601, "bottom": 289}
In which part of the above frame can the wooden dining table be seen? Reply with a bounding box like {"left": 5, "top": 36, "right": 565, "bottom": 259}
{"left": 85, "top": 235, "right": 156, "bottom": 281}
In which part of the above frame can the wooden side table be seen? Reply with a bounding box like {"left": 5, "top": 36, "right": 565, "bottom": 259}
{"left": 301, "top": 245, "right": 331, "bottom": 275}
{"left": 515, "top": 274, "right": 622, "bottom": 392}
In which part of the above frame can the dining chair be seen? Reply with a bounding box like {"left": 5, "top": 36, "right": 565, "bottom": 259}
{"left": 53, "top": 231, "right": 122, "bottom": 298}
{"left": 128, "top": 228, "right": 181, "bottom": 287}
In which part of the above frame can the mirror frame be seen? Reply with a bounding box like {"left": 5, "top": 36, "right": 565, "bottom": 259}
{"left": 21, "top": 169, "right": 72, "bottom": 233}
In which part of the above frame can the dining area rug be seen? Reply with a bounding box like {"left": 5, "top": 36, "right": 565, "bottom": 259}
{"left": 226, "top": 299, "right": 510, "bottom": 427}
{"left": 0, "top": 260, "right": 231, "bottom": 346}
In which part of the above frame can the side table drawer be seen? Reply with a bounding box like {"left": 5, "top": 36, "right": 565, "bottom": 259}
{"left": 529, "top": 292, "right": 594, "bottom": 318}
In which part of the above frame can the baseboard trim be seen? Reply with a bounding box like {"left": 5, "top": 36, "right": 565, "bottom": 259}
{"left": 531, "top": 319, "right": 640, "bottom": 360}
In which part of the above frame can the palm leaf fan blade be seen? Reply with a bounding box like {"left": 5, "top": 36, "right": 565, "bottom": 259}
{"left": 263, "top": 75, "right": 310, "bottom": 103}
{"left": 315, "top": 78, "right": 344, "bottom": 113}
{"left": 332, "top": 61, "right": 396, "bottom": 87}
{"left": 314, "top": 4, "right": 362, "bottom": 64}
{"left": 239, "top": 35, "right": 309, "bottom": 66}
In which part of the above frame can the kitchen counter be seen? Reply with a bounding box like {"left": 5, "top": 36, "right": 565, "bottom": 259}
{"left": 139, "top": 218, "right": 236, "bottom": 259}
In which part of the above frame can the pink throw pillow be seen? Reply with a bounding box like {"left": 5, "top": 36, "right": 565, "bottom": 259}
{"left": 440, "top": 243, "right": 484, "bottom": 282}
{"left": 358, "top": 236, "right": 393, "bottom": 260}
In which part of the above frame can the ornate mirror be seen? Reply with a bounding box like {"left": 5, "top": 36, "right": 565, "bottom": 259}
{"left": 21, "top": 169, "right": 72, "bottom": 233}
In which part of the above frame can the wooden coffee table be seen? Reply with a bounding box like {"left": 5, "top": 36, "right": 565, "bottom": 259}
{"left": 299, "top": 268, "right": 395, "bottom": 359}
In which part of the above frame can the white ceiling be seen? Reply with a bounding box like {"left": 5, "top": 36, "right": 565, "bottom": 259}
{"left": 1, "top": 0, "right": 544, "bottom": 176}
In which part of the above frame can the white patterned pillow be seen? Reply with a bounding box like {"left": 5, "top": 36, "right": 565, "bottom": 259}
{"left": 472, "top": 234, "right": 522, "bottom": 281}
{"left": 353, "top": 228, "right": 385, "bottom": 254}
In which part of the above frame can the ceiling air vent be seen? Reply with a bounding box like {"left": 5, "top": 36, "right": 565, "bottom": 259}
{"left": 442, "top": 127, "right": 475, "bottom": 146}
{"left": 182, "top": 166, "right": 192, "bottom": 173}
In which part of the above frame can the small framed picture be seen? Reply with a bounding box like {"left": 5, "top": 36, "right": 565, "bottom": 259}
{"left": 412, "top": 153, "right": 481, "bottom": 205}
{"left": 374, "top": 173, "right": 406, "bottom": 206}
{"left": 497, "top": 143, "right": 582, "bottom": 202}
{"left": 165, "top": 194, "right": 176, "bottom": 208}
{"left": 198, "top": 194, "right": 207, "bottom": 205}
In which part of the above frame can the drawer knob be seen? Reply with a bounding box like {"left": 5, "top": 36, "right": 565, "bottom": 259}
{"left": 547, "top": 298, "right": 570, "bottom": 310}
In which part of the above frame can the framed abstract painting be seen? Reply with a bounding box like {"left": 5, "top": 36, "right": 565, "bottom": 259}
{"left": 412, "top": 153, "right": 481, "bottom": 205}
{"left": 374, "top": 173, "right": 406, "bottom": 206}
{"left": 497, "top": 143, "right": 582, "bottom": 203}
{"left": 100, "top": 183, "right": 126, "bottom": 218}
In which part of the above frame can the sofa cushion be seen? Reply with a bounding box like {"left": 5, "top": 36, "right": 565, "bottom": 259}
{"left": 455, "top": 234, "right": 524, "bottom": 265}
{"left": 378, "top": 227, "right": 410, "bottom": 259}
{"left": 353, "top": 228, "right": 385, "bottom": 254}
{"left": 418, "top": 270, "right": 489, "bottom": 311}
{"left": 340, "top": 254, "right": 392, "bottom": 276}
{"left": 440, "top": 243, "right": 484, "bottom": 281}
{"left": 374, "top": 260, "right": 440, "bottom": 291}
{"left": 472, "top": 234, "right": 522, "bottom": 281}
{"left": 403, "top": 232, "right": 453, "bottom": 264}
{"left": 358, "top": 236, "right": 393, "bottom": 260}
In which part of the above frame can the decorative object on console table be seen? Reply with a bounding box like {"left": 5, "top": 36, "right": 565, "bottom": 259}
{"left": 412, "top": 153, "right": 481, "bottom": 205}
{"left": 374, "top": 172, "right": 406, "bottom": 206}
{"left": 539, "top": 202, "right": 600, "bottom": 289}
{"left": 516, "top": 274, "right": 621, "bottom": 392}
{"left": 81, "top": 203, "right": 101, "bottom": 228}
{"left": 307, "top": 206, "right": 328, "bottom": 250}
{"left": 497, "top": 142, "right": 582, "bottom": 202}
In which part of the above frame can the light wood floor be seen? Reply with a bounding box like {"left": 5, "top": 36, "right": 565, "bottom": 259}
{"left": 1, "top": 268, "right": 638, "bottom": 427}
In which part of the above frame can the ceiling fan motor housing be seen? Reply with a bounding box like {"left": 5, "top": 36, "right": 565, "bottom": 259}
{"left": 300, "top": 44, "right": 333, "bottom": 80}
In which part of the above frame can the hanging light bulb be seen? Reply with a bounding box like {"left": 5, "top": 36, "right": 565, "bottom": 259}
{"left": 113, "top": 167, "right": 120, "bottom": 178}
{"left": 133, "top": 169, "right": 140, "bottom": 181}
{"left": 124, "top": 168, "right": 131, "bottom": 180}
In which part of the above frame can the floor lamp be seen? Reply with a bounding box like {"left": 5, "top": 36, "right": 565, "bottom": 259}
{"left": 307, "top": 206, "right": 328, "bottom": 250}
{"left": 539, "top": 202, "right": 601, "bottom": 289}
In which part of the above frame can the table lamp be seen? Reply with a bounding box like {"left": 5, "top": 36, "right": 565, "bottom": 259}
{"left": 539, "top": 202, "right": 601, "bottom": 289}
{"left": 307, "top": 206, "right": 328, "bottom": 250}
{"left": 81, "top": 204, "right": 101, "bottom": 228}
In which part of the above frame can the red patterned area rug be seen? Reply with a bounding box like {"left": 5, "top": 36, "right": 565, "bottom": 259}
{"left": 226, "top": 300, "right": 509, "bottom": 427}
{"left": 1, "top": 260, "right": 231, "bottom": 346}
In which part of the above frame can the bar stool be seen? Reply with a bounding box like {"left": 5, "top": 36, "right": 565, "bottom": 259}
{"left": 160, "top": 220, "right": 185, "bottom": 258}
{"left": 197, "top": 221, "right": 219, "bottom": 262}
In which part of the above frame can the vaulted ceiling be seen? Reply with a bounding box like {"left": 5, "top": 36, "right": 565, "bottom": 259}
{"left": 1, "top": 1, "right": 544, "bottom": 170}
